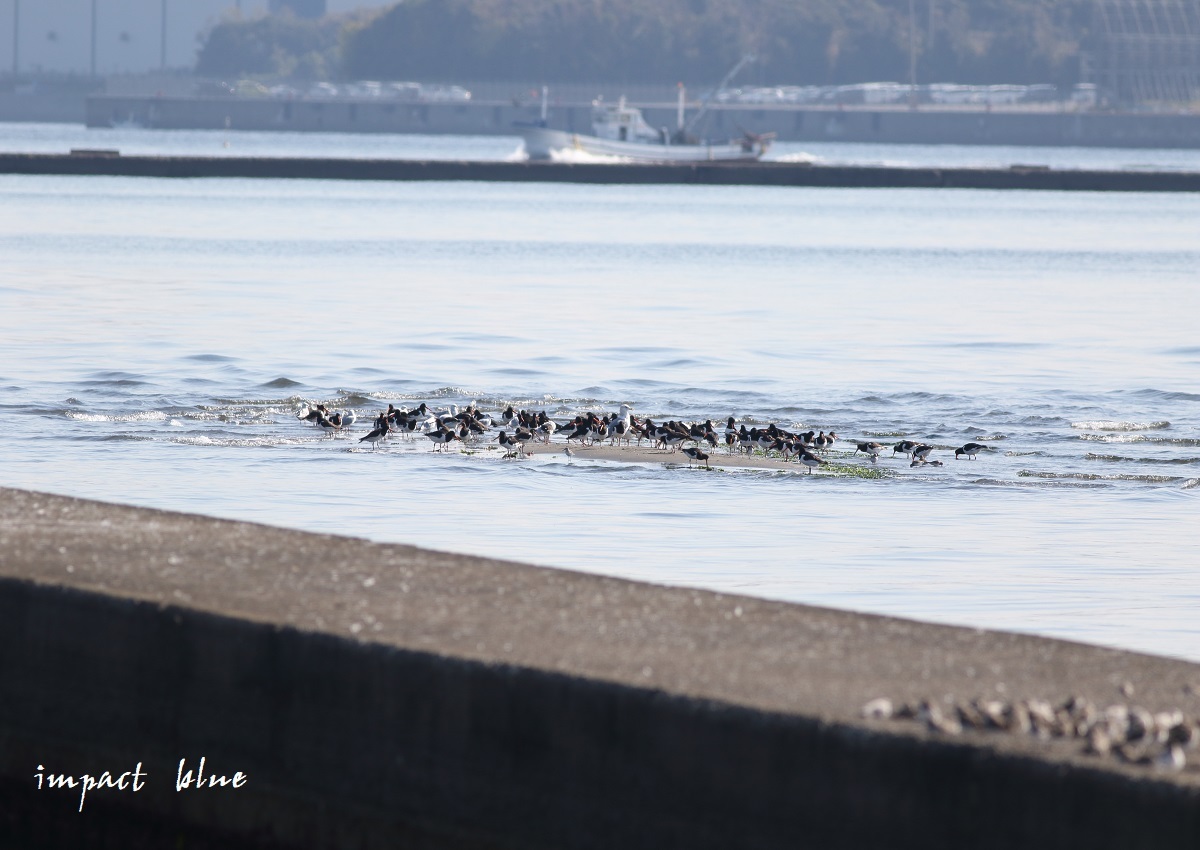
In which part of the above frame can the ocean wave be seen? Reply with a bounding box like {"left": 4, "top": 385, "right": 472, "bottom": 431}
{"left": 941, "top": 341, "right": 1048, "bottom": 349}
{"left": 1070, "top": 420, "right": 1170, "bottom": 431}
{"left": 65, "top": 410, "right": 168, "bottom": 423}
{"left": 613, "top": 379, "right": 672, "bottom": 390}
{"left": 261, "top": 377, "right": 302, "bottom": 389}
{"left": 395, "top": 342, "right": 453, "bottom": 352}
{"left": 1078, "top": 434, "right": 1200, "bottom": 446}
{"left": 894, "top": 391, "right": 963, "bottom": 402}
{"left": 169, "top": 435, "right": 313, "bottom": 448}
{"left": 1019, "top": 470, "right": 1184, "bottom": 483}
{"left": 1077, "top": 433, "right": 1145, "bottom": 443}
{"left": 968, "top": 477, "right": 1109, "bottom": 489}
{"left": 490, "top": 367, "right": 551, "bottom": 377}
{"left": 1128, "top": 388, "right": 1200, "bottom": 401}
{"left": 353, "top": 390, "right": 430, "bottom": 401}
{"left": 1085, "top": 453, "right": 1200, "bottom": 465}
{"left": 210, "top": 396, "right": 312, "bottom": 407}
{"left": 83, "top": 371, "right": 148, "bottom": 386}
{"left": 184, "top": 354, "right": 240, "bottom": 363}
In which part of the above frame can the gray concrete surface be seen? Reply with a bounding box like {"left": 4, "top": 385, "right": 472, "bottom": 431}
{"left": 1, "top": 486, "right": 1198, "bottom": 848}
{"left": 3, "top": 151, "right": 1200, "bottom": 192}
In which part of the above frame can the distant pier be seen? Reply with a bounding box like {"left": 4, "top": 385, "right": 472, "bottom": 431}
{"left": 2, "top": 151, "right": 1200, "bottom": 191}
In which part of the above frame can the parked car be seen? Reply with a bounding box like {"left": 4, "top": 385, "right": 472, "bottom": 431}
{"left": 386, "top": 82, "right": 423, "bottom": 102}
{"left": 233, "top": 80, "right": 271, "bottom": 97}
{"left": 307, "top": 82, "right": 340, "bottom": 98}
{"left": 421, "top": 84, "right": 471, "bottom": 103}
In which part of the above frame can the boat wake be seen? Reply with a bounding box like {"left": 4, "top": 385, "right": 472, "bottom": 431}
{"left": 770, "top": 151, "right": 818, "bottom": 164}
{"left": 548, "top": 148, "right": 633, "bottom": 165}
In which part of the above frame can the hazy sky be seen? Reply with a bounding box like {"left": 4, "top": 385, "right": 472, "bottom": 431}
{"left": 0, "top": 0, "right": 394, "bottom": 75}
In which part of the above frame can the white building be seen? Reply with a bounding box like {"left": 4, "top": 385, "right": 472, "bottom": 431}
{"left": 0, "top": 0, "right": 395, "bottom": 76}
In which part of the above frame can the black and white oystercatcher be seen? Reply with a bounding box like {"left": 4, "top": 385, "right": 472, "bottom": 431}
{"left": 854, "top": 441, "right": 885, "bottom": 463}
{"left": 358, "top": 419, "right": 389, "bottom": 450}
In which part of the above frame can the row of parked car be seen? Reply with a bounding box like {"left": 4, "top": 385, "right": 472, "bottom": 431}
{"left": 715, "top": 82, "right": 1098, "bottom": 107}
{"left": 194, "top": 79, "right": 472, "bottom": 102}
{"left": 193, "top": 78, "right": 1100, "bottom": 109}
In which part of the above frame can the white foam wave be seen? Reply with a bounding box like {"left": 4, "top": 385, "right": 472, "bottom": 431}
{"left": 169, "top": 435, "right": 310, "bottom": 448}
{"left": 548, "top": 148, "right": 632, "bottom": 164}
{"left": 770, "top": 151, "right": 818, "bottom": 164}
{"left": 173, "top": 435, "right": 215, "bottom": 445}
{"left": 66, "top": 410, "right": 169, "bottom": 423}
{"left": 1020, "top": 470, "right": 1181, "bottom": 483}
{"left": 1077, "top": 433, "right": 1145, "bottom": 443}
{"left": 1070, "top": 420, "right": 1170, "bottom": 431}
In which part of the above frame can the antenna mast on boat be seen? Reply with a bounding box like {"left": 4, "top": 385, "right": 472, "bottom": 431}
{"left": 682, "top": 54, "right": 756, "bottom": 136}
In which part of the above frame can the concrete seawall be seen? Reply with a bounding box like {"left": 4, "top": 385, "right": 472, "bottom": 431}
{"left": 3, "top": 152, "right": 1200, "bottom": 192}
{"left": 84, "top": 94, "right": 1200, "bottom": 150}
{"left": 1, "top": 487, "right": 1199, "bottom": 848}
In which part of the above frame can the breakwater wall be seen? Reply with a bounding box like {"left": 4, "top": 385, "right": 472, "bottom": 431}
{"left": 0, "top": 92, "right": 86, "bottom": 124}
{"left": 84, "top": 94, "right": 1200, "bottom": 150}
{"left": 2, "top": 487, "right": 1199, "bottom": 848}
{"left": 3, "top": 151, "right": 1200, "bottom": 191}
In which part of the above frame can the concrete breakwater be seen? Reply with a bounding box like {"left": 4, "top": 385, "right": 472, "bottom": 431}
{"left": 3, "top": 151, "right": 1200, "bottom": 191}
{"left": 1, "top": 486, "right": 1199, "bottom": 848}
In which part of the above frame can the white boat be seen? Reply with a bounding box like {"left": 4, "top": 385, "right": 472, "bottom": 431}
{"left": 522, "top": 96, "right": 770, "bottom": 163}
{"left": 521, "top": 60, "right": 773, "bottom": 164}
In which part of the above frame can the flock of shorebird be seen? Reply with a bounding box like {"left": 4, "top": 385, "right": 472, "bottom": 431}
{"left": 296, "top": 402, "right": 991, "bottom": 471}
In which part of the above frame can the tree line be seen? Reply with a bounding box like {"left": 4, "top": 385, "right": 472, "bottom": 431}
{"left": 197, "top": 0, "right": 1096, "bottom": 88}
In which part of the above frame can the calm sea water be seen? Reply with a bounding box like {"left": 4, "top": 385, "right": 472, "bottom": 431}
{"left": 2, "top": 123, "right": 1198, "bottom": 661}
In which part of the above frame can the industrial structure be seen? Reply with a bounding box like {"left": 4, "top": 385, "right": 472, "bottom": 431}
{"left": 1090, "top": 0, "right": 1200, "bottom": 105}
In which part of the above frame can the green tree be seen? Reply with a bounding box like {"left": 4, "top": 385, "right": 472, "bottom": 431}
{"left": 198, "top": 0, "right": 1096, "bottom": 88}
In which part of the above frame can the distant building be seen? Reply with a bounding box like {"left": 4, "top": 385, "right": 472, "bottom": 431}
{"left": 1089, "top": 0, "right": 1200, "bottom": 105}
{"left": 0, "top": 0, "right": 395, "bottom": 76}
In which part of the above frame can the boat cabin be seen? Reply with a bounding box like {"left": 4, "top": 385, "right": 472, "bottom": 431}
{"left": 590, "top": 97, "right": 664, "bottom": 144}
